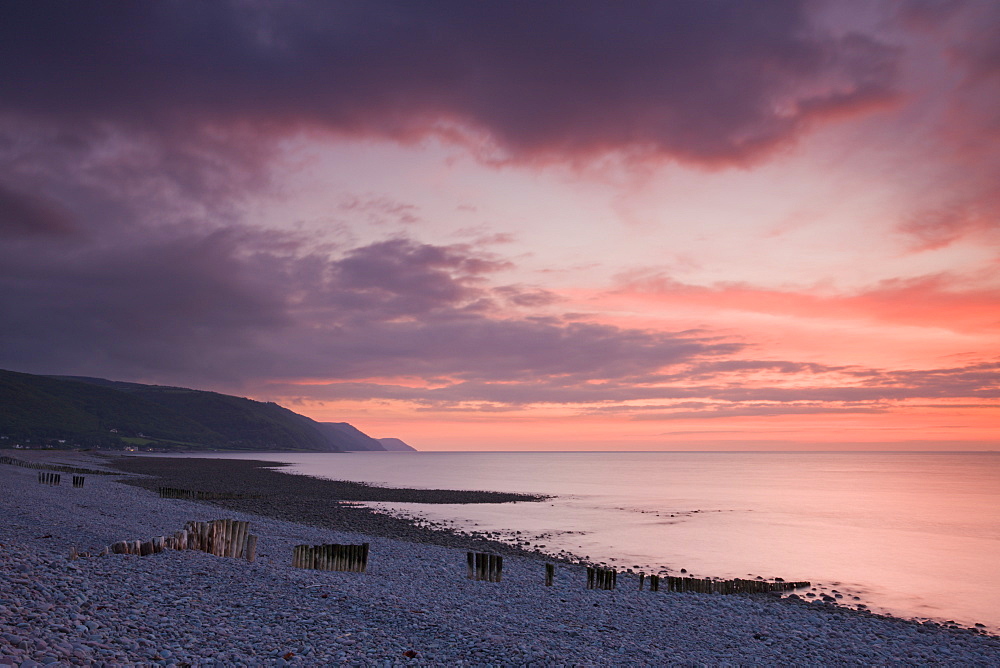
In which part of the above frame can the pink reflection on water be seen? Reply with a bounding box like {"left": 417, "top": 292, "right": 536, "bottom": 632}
{"left": 179, "top": 451, "right": 1000, "bottom": 632}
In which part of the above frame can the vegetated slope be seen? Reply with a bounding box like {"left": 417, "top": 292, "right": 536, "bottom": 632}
{"left": 0, "top": 369, "right": 227, "bottom": 449}
{"left": 318, "top": 422, "right": 387, "bottom": 451}
{"left": 61, "top": 376, "right": 342, "bottom": 452}
{"left": 1, "top": 368, "right": 410, "bottom": 452}
{"left": 135, "top": 388, "right": 336, "bottom": 452}
{"left": 377, "top": 437, "right": 417, "bottom": 452}
{"left": 1, "top": 369, "right": 339, "bottom": 451}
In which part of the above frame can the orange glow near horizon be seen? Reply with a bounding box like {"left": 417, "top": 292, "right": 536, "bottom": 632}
{"left": 270, "top": 394, "right": 1000, "bottom": 452}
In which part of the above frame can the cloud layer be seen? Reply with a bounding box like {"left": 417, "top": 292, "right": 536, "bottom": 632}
{"left": 0, "top": 0, "right": 898, "bottom": 165}
{"left": 0, "top": 227, "right": 737, "bottom": 389}
{"left": 1, "top": 1, "right": 997, "bottom": 447}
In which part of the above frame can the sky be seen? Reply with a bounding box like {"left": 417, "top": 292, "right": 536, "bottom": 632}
{"left": 1, "top": 1, "right": 998, "bottom": 451}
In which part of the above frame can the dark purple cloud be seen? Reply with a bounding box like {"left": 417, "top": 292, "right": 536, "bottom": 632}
{"left": 0, "top": 183, "right": 76, "bottom": 238}
{"left": 0, "top": 0, "right": 899, "bottom": 166}
{"left": 895, "top": 0, "right": 1000, "bottom": 250}
{"left": 0, "top": 227, "right": 737, "bottom": 386}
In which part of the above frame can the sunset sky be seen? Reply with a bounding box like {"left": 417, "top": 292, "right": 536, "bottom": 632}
{"left": 1, "top": 1, "right": 998, "bottom": 450}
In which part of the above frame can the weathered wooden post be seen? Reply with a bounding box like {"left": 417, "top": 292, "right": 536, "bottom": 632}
{"left": 591, "top": 567, "right": 616, "bottom": 590}
{"left": 467, "top": 552, "right": 475, "bottom": 579}
{"left": 227, "top": 519, "right": 239, "bottom": 558}
{"left": 246, "top": 533, "right": 258, "bottom": 562}
{"left": 638, "top": 572, "right": 645, "bottom": 590}
{"left": 219, "top": 520, "right": 229, "bottom": 557}
{"left": 227, "top": 520, "right": 240, "bottom": 558}
{"left": 234, "top": 521, "right": 248, "bottom": 559}
{"left": 650, "top": 574, "right": 660, "bottom": 591}
{"left": 545, "top": 563, "right": 554, "bottom": 586}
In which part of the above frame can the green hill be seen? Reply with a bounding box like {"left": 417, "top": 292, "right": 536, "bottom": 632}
{"left": 0, "top": 369, "right": 352, "bottom": 452}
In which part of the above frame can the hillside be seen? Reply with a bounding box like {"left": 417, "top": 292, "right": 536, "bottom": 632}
{"left": 0, "top": 369, "right": 411, "bottom": 452}
{"left": 377, "top": 437, "right": 417, "bottom": 452}
{"left": 318, "top": 422, "right": 387, "bottom": 451}
{"left": 1, "top": 369, "right": 229, "bottom": 449}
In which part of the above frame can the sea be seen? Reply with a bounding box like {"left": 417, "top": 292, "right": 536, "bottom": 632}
{"left": 166, "top": 450, "right": 1000, "bottom": 632}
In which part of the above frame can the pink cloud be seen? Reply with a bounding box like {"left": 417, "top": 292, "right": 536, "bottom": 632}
{"left": 612, "top": 272, "right": 1000, "bottom": 333}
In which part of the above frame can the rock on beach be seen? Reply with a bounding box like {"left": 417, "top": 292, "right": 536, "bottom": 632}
{"left": 1, "top": 449, "right": 998, "bottom": 667}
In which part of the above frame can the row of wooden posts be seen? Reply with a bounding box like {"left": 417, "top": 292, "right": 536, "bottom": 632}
{"left": 587, "top": 566, "right": 617, "bottom": 590}
{"left": 70, "top": 525, "right": 810, "bottom": 595}
{"left": 153, "top": 490, "right": 809, "bottom": 592}
{"left": 38, "top": 471, "right": 61, "bottom": 486}
{"left": 36, "top": 472, "right": 86, "bottom": 486}
{"left": 659, "top": 575, "right": 811, "bottom": 594}
{"left": 175, "top": 519, "right": 258, "bottom": 561}
{"left": 70, "top": 519, "right": 259, "bottom": 562}
{"left": 467, "top": 551, "right": 503, "bottom": 582}
{"left": 537, "top": 557, "right": 812, "bottom": 594}
{"left": 158, "top": 486, "right": 259, "bottom": 501}
{"left": 1, "top": 455, "right": 111, "bottom": 475}
{"left": 639, "top": 573, "right": 662, "bottom": 591}
{"left": 292, "top": 543, "right": 369, "bottom": 572}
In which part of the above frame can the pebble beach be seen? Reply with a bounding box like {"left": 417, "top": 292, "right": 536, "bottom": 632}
{"left": 1, "top": 450, "right": 998, "bottom": 667}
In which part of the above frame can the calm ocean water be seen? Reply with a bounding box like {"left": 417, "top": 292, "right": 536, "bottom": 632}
{"left": 171, "top": 451, "right": 1000, "bottom": 631}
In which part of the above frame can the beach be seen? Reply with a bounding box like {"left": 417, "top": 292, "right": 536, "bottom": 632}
{"left": 1, "top": 450, "right": 997, "bottom": 667}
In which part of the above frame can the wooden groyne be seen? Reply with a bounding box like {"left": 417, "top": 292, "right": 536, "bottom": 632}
{"left": 293, "top": 543, "right": 369, "bottom": 572}
{"left": 545, "top": 563, "right": 555, "bottom": 586}
{"left": 38, "top": 471, "right": 61, "bottom": 486}
{"left": 178, "top": 519, "right": 258, "bottom": 561}
{"left": 1, "top": 455, "right": 114, "bottom": 476}
{"left": 587, "top": 566, "right": 617, "bottom": 590}
{"left": 35, "top": 472, "right": 85, "bottom": 487}
{"left": 467, "top": 552, "right": 503, "bottom": 582}
{"left": 71, "top": 519, "right": 259, "bottom": 562}
{"left": 661, "top": 575, "right": 810, "bottom": 594}
{"left": 158, "top": 486, "right": 261, "bottom": 501}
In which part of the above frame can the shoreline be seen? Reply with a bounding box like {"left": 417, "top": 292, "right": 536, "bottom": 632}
{"left": 16, "top": 450, "right": 1000, "bottom": 623}
{"left": 2, "top": 449, "right": 998, "bottom": 666}
{"left": 103, "top": 454, "right": 559, "bottom": 561}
